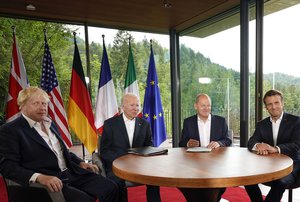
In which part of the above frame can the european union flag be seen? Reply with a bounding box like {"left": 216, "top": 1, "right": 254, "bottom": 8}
{"left": 142, "top": 43, "right": 167, "bottom": 147}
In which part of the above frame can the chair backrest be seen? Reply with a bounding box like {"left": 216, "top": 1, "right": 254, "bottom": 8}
{"left": 229, "top": 129, "right": 233, "bottom": 142}
{"left": 287, "top": 173, "right": 300, "bottom": 189}
{"left": 92, "top": 152, "right": 106, "bottom": 177}
{"left": 92, "top": 135, "right": 107, "bottom": 177}
{"left": 97, "top": 135, "right": 101, "bottom": 153}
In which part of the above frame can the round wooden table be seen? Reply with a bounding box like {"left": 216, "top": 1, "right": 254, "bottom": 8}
{"left": 112, "top": 147, "right": 293, "bottom": 188}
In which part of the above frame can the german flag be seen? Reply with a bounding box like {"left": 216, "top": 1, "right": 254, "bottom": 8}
{"left": 67, "top": 34, "right": 97, "bottom": 153}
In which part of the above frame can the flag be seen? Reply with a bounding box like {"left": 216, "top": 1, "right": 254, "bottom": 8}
{"left": 124, "top": 40, "right": 142, "bottom": 117}
{"left": 94, "top": 36, "right": 118, "bottom": 134}
{"left": 142, "top": 43, "right": 167, "bottom": 147}
{"left": 40, "top": 33, "right": 72, "bottom": 147}
{"left": 5, "top": 28, "right": 29, "bottom": 122}
{"left": 68, "top": 35, "right": 97, "bottom": 153}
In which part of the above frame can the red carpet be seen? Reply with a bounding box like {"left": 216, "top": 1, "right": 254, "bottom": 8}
{"left": 128, "top": 185, "right": 252, "bottom": 202}
{"left": 0, "top": 176, "right": 252, "bottom": 202}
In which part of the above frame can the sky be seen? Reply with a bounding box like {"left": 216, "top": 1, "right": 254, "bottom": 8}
{"left": 180, "top": 3, "right": 300, "bottom": 77}
{"left": 75, "top": 3, "right": 300, "bottom": 77}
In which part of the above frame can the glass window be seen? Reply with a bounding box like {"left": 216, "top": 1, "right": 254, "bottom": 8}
{"left": 179, "top": 6, "right": 258, "bottom": 146}
{"left": 263, "top": 3, "right": 300, "bottom": 117}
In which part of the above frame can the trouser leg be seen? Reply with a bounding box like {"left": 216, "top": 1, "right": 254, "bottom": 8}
{"left": 106, "top": 170, "right": 126, "bottom": 202}
{"left": 67, "top": 172, "right": 119, "bottom": 202}
{"left": 265, "top": 162, "right": 300, "bottom": 202}
{"left": 146, "top": 185, "right": 161, "bottom": 202}
{"left": 244, "top": 184, "right": 263, "bottom": 202}
{"left": 179, "top": 187, "right": 223, "bottom": 202}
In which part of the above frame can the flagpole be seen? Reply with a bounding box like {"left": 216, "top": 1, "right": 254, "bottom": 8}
{"left": 129, "top": 36, "right": 131, "bottom": 46}
{"left": 102, "top": 34, "right": 105, "bottom": 45}
{"left": 84, "top": 24, "right": 92, "bottom": 96}
{"left": 12, "top": 26, "right": 16, "bottom": 35}
{"left": 43, "top": 28, "right": 47, "bottom": 40}
{"left": 73, "top": 31, "right": 86, "bottom": 161}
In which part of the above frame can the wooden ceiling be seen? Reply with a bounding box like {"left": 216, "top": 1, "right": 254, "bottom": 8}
{"left": 0, "top": 0, "right": 240, "bottom": 34}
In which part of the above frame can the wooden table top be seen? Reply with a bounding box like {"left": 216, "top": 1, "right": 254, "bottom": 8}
{"left": 112, "top": 147, "right": 293, "bottom": 188}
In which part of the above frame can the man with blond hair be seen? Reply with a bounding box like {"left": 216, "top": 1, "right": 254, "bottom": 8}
{"left": 0, "top": 87, "right": 118, "bottom": 202}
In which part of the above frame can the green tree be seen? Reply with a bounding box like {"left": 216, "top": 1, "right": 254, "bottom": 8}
{"left": 109, "top": 30, "right": 134, "bottom": 104}
{"left": 0, "top": 17, "right": 75, "bottom": 119}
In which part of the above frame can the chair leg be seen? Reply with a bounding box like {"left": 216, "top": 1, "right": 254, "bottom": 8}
{"left": 124, "top": 187, "right": 128, "bottom": 202}
{"left": 288, "top": 188, "right": 293, "bottom": 202}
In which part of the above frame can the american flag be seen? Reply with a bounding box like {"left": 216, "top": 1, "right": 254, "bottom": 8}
{"left": 41, "top": 35, "right": 72, "bottom": 147}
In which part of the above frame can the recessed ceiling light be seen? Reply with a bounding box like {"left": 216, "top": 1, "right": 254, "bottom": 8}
{"left": 26, "top": 4, "right": 36, "bottom": 11}
{"left": 162, "top": 0, "right": 172, "bottom": 8}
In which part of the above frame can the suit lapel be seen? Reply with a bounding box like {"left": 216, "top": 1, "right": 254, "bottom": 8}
{"left": 50, "top": 124, "right": 67, "bottom": 149}
{"left": 20, "top": 116, "right": 51, "bottom": 150}
{"left": 210, "top": 115, "right": 216, "bottom": 141}
{"left": 193, "top": 115, "right": 201, "bottom": 143}
{"left": 277, "top": 113, "right": 287, "bottom": 144}
{"left": 132, "top": 118, "right": 142, "bottom": 146}
{"left": 263, "top": 120, "right": 274, "bottom": 145}
{"left": 119, "top": 114, "right": 131, "bottom": 147}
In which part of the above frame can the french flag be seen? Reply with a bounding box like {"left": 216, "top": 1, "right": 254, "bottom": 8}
{"left": 94, "top": 35, "right": 119, "bottom": 134}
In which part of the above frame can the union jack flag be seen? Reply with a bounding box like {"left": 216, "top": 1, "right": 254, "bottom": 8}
{"left": 5, "top": 29, "right": 29, "bottom": 122}
{"left": 41, "top": 34, "right": 72, "bottom": 147}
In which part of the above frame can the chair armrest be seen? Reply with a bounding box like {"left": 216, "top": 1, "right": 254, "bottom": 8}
{"left": 92, "top": 152, "right": 106, "bottom": 177}
{"left": 5, "top": 178, "right": 21, "bottom": 186}
{"left": 3, "top": 177, "right": 65, "bottom": 202}
{"left": 90, "top": 153, "right": 141, "bottom": 188}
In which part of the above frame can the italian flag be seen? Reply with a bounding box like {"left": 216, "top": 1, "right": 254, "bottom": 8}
{"left": 124, "top": 41, "right": 142, "bottom": 117}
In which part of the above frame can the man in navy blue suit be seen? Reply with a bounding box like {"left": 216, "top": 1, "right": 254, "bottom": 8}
{"left": 179, "top": 93, "right": 232, "bottom": 202}
{"left": 179, "top": 93, "right": 232, "bottom": 148}
{"left": 0, "top": 87, "right": 118, "bottom": 202}
{"left": 245, "top": 89, "right": 300, "bottom": 202}
{"left": 100, "top": 93, "right": 161, "bottom": 202}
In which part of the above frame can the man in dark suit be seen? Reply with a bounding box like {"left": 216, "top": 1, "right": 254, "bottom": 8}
{"left": 178, "top": 93, "right": 232, "bottom": 202}
{"left": 0, "top": 87, "right": 118, "bottom": 202}
{"left": 100, "top": 93, "right": 161, "bottom": 202}
{"left": 245, "top": 89, "right": 300, "bottom": 202}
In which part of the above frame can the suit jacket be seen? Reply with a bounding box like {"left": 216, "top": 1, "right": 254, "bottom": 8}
{"left": 179, "top": 114, "right": 232, "bottom": 147}
{"left": 247, "top": 112, "right": 300, "bottom": 161}
{"left": 0, "top": 115, "right": 90, "bottom": 186}
{"left": 100, "top": 114, "right": 152, "bottom": 173}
